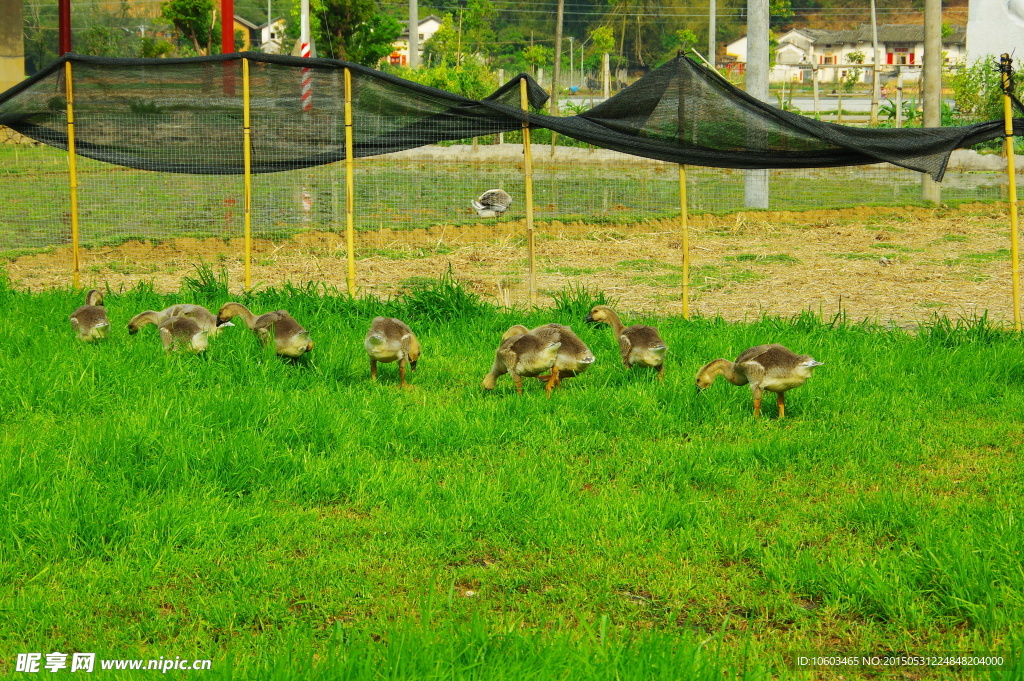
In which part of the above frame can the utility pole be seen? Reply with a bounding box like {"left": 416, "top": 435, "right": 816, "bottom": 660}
{"left": 222, "top": 0, "right": 234, "bottom": 53}
{"left": 708, "top": 0, "right": 716, "bottom": 68}
{"left": 2, "top": 0, "right": 26, "bottom": 106}
{"left": 300, "top": 0, "right": 310, "bottom": 56}
{"left": 870, "top": 0, "right": 880, "bottom": 125}
{"left": 602, "top": 53, "right": 610, "bottom": 98}
{"left": 921, "top": 0, "right": 941, "bottom": 203}
{"left": 58, "top": 0, "right": 70, "bottom": 54}
{"left": 569, "top": 36, "right": 574, "bottom": 87}
{"left": 551, "top": 0, "right": 564, "bottom": 115}
{"left": 744, "top": 0, "right": 769, "bottom": 208}
{"left": 408, "top": 0, "right": 418, "bottom": 68}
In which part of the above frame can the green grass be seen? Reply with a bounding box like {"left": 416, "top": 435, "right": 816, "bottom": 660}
{"left": 868, "top": 243, "right": 922, "bottom": 252}
{"left": 1, "top": 277, "right": 1023, "bottom": 679}
{"left": 944, "top": 249, "right": 1012, "bottom": 266}
{"left": 541, "top": 266, "right": 598, "bottom": 276}
{"left": 829, "top": 252, "right": 887, "bottom": 261}
{"left": 724, "top": 254, "right": 801, "bottom": 265}
{"left": 688, "top": 264, "right": 766, "bottom": 291}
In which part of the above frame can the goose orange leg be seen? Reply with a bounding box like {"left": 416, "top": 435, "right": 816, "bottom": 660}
{"left": 513, "top": 372, "right": 524, "bottom": 395}
{"left": 777, "top": 392, "right": 785, "bottom": 419}
{"left": 399, "top": 361, "right": 408, "bottom": 388}
{"left": 544, "top": 366, "right": 560, "bottom": 397}
{"left": 657, "top": 364, "right": 665, "bottom": 382}
{"left": 370, "top": 359, "right": 377, "bottom": 381}
{"left": 752, "top": 387, "right": 763, "bottom": 419}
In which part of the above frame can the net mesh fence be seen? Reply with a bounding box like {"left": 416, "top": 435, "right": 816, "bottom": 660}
{"left": 0, "top": 53, "right": 1021, "bottom": 318}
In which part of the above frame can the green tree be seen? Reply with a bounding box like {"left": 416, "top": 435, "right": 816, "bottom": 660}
{"left": 422, "top": 13, "right": 460, "bottom": 66}
{"left": 769, "top": 0, "right": 794, "bottom": 25}
{"left": 346, "top": 14, "right": 402, "bottom": 64}
{"left": 161, "top": 0, "right": 215, "bottom": 55}
{"left": 586, "top": 24, "right": 614, "bottom": 69}
{"left": 390, "top": 60, "right": 497, "bottom": 98}
{"left": 843, "top": 49, "right": 865, "bottom": 92}
{"left": 316, "top": 0, "right": 373, "bottom": 61}
{"left": 673, "top": 29, "right": 698, "bottom": 52}
{"left": 523, "top": 44, "right": 552, "bottom": 75}
{"left": 286, "top": 0, "right": 398, "bottom": 64}
{"left": 140, "top": 36, "right": 176, "bottom": 58}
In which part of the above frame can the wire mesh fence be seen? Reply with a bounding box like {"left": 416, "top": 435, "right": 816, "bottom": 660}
{"left": 1, "top": 117, "right": 1020, "bottom": 321}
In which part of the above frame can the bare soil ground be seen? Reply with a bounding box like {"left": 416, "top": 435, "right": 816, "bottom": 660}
{"left": 5, "top": 203, "right": 1018, "bottom": 325}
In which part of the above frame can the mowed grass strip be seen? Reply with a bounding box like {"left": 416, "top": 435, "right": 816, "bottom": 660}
{"left": 0, "top": 275, "right": 1022, "bottom": 679}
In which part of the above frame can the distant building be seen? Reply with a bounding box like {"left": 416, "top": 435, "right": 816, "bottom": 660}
{"left": 233, "top": 14, "right": 287, "bottom": 54}
{"left": 389, "top": 15, "right": 443, "bottom": 66}
{"left": 725, "top": 24, "right": 966, "bottom": 84}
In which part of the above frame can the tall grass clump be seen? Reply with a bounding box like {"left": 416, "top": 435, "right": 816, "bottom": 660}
{"left": 398, "top": 271, "right": 492, "bottom": 323}
{"left": 180, "top": 261, "right": 230, "bottom": 301}
{"left": 548, "top": 284, "right": 613, "bottom": 321}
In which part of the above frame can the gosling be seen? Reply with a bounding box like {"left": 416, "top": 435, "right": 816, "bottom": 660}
{"left": 365, "top": 317, "right": 421, "bottom": 387}
{"left": 158, "top": 316, "right": 209, "bottom": 354}
{"left": 521, "top": 323, "right": 595, "bottom": 391}
{"left": 585, "top": 305, "right": 667, "bottom": 379}
{"left": 70, "top": 289, "right": 110, "bottom": 341}
{"left": 217, "top": 303, "right": 313, "bottom": 358}
{"left": 128, "top": 304, "right": 224, "bottom": 336}
{"left": 695, "top": 344, "right": 823, "bottom": 419}
{"left": 481, "top": 326, "right": 562, "bottom": 396}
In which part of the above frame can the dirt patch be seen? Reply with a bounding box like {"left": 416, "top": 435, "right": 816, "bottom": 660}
{"left": 4, "top": 203, "right": 1018, "bottom": 324}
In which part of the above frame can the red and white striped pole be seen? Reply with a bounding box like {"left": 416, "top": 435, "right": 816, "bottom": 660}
{"left": 300, "top": 42, "right": 312, "bottom": 111}
{"left": 299, "top": 0, "right": 313, "bottom": 225}
{"left": 300, "top": 0, "right": 312, "bottom": 111}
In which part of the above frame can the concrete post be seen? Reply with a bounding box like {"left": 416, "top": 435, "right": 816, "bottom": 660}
{"left": 921, "top": 0, "right": 941, "bottom": 203}
{"left": 408, "top": 0, "right": 418, "bottom": 68}
{"left": 744, "top": 0, "right": 769, "bottom": 209}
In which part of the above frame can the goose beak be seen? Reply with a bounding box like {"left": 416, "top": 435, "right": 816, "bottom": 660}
{"left": 410, "top": 359, "right": 418, "bottom": 371}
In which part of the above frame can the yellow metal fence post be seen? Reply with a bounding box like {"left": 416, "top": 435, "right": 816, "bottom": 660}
{"left": 64, "top": 60, "right": 81, "bottom": 289}
{"left": 521, "top": 77, "right": 537, "bottom": 306}
{"left": 243, "top": 58, "right": 253, "bottom": 291}
{"left": 345, "top": 67, "right": 357, "bottom": 296}
{"left": 680, "top": 165, "right": 689, "bottom": 319}
{"left": 1002, "top": 54, "right": 1021, "bottom": 331}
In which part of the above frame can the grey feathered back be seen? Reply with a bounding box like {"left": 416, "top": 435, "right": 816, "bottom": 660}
{"left": 368, "top": 317, "right": 413, "bottom": 338}
{"left": 736, "top": 344, "right": 806, "bottom": 368}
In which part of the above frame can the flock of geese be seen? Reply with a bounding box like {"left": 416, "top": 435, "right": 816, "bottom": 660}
{"left": 69, "top": 290, "right": 824, "bottom": 418}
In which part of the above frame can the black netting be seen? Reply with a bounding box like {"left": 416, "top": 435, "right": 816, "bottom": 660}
{"left": 1, "top": 52, "right": 1020, "bottom": 180}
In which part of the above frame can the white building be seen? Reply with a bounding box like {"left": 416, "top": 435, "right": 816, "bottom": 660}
{"left": 725, "top": 24, "right": 966, "bottom": 84}
{"left": 389, "top": 15, "right": 443, "bottom": 66}
{"left": 233, "top": 15, "right": 287, "bottom": 54}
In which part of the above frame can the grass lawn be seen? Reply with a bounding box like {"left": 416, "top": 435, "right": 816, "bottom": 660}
{"left": 0, "top": 274, "right": 1022, "bottom": 679}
